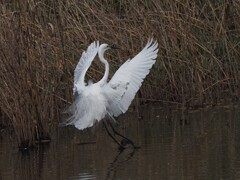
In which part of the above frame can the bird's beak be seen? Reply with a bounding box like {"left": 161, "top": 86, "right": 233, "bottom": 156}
{"left": 108, "top": 44, "right": 118, "bottom": 49}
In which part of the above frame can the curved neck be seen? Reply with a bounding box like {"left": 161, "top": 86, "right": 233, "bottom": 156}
{"left": 97, "top": 50, "right": 109, "bottom": 86}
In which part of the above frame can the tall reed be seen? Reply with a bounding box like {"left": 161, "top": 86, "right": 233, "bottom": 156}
{"left": 0, "top": 0, "right": 239, "bottom": 148}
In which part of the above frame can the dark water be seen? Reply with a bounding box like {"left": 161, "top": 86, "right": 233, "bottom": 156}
{"left": 1, "top": 105, "right": 240, "bottom": 180}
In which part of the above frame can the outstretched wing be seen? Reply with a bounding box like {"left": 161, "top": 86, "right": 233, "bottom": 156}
{"left": 103, "top": 38, "right": 158, "bottom": 117}
{"left": 73, "top": 41, "right": 99, "bottom": 95}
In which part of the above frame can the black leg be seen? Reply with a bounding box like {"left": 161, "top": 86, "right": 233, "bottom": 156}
{"left": 103, "top": 121, "right": 125, "bottom": 150}
{"left": 107, "top": 121, "right": 140, "bottom": 149}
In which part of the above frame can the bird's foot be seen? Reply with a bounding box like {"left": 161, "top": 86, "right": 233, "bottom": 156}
{"left": 119, "top": 139, "right": 141, "bottom": 150}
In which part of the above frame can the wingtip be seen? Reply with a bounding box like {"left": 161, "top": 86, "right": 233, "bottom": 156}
{"left": 148, "top": 37, "right": 158, "bottom": 44}
{"left": 146, "top": 37, "right": 158, "bottom": 50}
{"left": 92, "top": 41, "right": 100, "bottom": 48}
{"left": 148, "top": 37, "right": 153, "bottom": 44}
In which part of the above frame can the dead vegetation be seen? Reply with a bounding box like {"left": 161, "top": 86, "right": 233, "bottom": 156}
{"left": 0, "top": 0, "right": 240, "bottom": 148}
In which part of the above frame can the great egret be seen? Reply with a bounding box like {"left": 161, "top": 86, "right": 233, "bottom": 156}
{"left": 62, "top": 38, "right": 158, "bottom": 149}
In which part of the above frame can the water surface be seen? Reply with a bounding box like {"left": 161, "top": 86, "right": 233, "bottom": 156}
{"left": 1, "top": 105, "right": 240, "bottom": 179}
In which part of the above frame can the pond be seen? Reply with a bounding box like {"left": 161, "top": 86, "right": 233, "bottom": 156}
{"left": 1, "top": 105, "right": 240, "bottom": 179}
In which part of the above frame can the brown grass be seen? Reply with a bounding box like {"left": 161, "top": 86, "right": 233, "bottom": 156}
{"left": 0, "top": 0, "right": 240, "bottom": 148}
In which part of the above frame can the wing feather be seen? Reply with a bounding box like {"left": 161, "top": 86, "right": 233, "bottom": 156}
{"left": 73, "top": 41, "right": 99, "bottom": 95}
{"left": 103, "top": 38, "right": 158, "bottom": 117}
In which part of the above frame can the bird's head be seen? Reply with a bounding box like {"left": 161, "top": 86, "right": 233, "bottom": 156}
{"left": 99, "top": 44, "right": 118, "bottom": 52}
{"left": 98, "top": 43, "right": 118, "bottom": 61}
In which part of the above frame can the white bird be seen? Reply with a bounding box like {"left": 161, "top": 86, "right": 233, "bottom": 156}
{"left": 62, "top": 38, "right": 158, "bottom": 148}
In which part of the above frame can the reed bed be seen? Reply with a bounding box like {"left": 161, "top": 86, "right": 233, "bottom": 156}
{"left": 0, "top": 0, "right": 240, "bottom": 148}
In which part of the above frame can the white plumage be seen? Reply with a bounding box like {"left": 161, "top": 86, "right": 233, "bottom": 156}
{"left": 73, "top": 41, "right": 99, "bottom": 96}
{"left": 63, "top": 38, "right": 158, "bottom": 130}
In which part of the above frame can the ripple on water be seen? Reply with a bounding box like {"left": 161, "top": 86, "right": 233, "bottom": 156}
{"left": 69, "top": 172, "right": 96, "bottom": 180}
